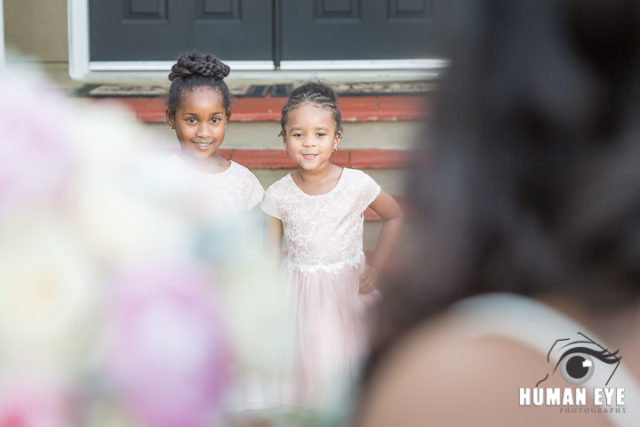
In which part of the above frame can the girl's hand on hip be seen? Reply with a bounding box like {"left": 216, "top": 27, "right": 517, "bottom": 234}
{"left": 359, "top": 264, "right": 379, "bottom": 294}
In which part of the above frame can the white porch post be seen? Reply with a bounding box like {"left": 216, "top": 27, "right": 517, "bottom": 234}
{"left": 0, "top": 0, "right": 5, "bottom": 67}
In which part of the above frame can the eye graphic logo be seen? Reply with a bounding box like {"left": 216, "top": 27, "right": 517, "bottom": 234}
{"left": 536, "top": 332, "right": 621, "bottom": 387}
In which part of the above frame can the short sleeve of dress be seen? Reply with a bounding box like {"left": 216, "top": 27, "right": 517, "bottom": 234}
{"left": 260, "top": 185, "right": 281, "bottom": 219}
{"left": 356, "top": 170, "right": 381, "bottom": 212}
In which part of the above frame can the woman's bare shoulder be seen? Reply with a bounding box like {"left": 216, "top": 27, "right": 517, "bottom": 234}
{"left": 356, "top": 314, "right": 608, "bottom": 427}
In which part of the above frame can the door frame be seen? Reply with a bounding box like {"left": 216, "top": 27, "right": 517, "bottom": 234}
{"left": 0, "top": 0, "right": 5, "bottom": 67}
{"left": 68, "top": 0, "right": 447, "bottom": 81}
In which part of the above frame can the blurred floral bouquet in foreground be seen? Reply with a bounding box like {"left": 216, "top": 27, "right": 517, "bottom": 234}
{"left": 0, "top": 66, "right": 289, "bottom": 427}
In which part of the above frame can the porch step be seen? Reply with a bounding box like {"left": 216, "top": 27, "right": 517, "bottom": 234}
{"left": 98, "top": 95, "right": 430, "bottom": 123}
{"left": 217, "top": 148, "right": 412, "bottom": 169}
{"left": 147, "top": 120, "right": 424, "bottom": 150}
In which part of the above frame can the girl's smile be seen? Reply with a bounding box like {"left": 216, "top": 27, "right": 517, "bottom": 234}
{"left": 194, "top": 141, "right": 214, "bottom": 151}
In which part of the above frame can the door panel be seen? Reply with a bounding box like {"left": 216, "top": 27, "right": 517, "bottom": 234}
{"left": 280, "top": 0, "right": 440, "bottom": 60}
{"left": 89, "top": 0, "right": 272, "bottom": 61}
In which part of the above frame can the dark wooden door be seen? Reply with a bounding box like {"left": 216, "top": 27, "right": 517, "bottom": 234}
{"left": 88, "top": 0, "right": 439, "bottom": 64}
{"left": 279, "top": 0, "right": 440, "bottom": 61}
{"left": 89, "top": 0, "right": 273, "bottom": 61}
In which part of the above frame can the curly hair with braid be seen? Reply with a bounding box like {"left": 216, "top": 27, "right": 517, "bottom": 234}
{"left": 167, "top": 51, "right": 232, "bottom": 119}
{"left": 280, "top": 82, "right": 343, "bottom": 137}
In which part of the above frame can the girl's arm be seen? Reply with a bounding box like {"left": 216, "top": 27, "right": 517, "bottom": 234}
{"left": 360, "top": 190, "right": 404, "bottom": 294}
{"left": 265, "top": 215, "right": 284, "bottom": 259}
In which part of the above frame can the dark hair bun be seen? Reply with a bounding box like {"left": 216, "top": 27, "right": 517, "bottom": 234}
{"left": 168, "top": 51, "right": 230, "bottom": 82}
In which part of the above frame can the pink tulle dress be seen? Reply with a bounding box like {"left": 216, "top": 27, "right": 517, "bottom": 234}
{"left": 260, "top": 167, "right": 381, "bottom": 406}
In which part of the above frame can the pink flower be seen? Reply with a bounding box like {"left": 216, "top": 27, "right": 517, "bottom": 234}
{"left": 0, "top": 372, "right": 77, "bottom": 427}
{"left": 0, "top": 71, "right": 74, "bottom": 217}
{"left": 102, "top": 258, "right": 231, "bottom": 427}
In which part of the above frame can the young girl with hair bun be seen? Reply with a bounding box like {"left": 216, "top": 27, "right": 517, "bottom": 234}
{"left": 261, "top": 82, "right": 404, "bottom": 406}
{"left": 165, "top": 51, "right": 263, "bottom": 213}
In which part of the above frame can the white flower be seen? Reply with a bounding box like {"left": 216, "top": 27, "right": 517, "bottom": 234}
{"left": 0, "top": 217, "right": 100, "bottom": 372}
{"left": 67, "top": 104, "right": 193, "bottom": 263}
{"left": 196, "top": 212, "right": 294, "bottom": 375}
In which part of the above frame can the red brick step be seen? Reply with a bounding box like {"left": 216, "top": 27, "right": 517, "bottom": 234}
{"left": 98, "top": 95, "right": 430, "bottom": 123}
{"left": 217, "top": 148, "right": 414, "bottom": 169}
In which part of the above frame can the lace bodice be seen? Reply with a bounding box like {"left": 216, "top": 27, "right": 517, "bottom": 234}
{"left": 261, "top": 168, "right": 380, "bottom": 270}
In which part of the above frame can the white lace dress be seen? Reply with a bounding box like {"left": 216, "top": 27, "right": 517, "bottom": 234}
{"left": 261, "top": 167, "right": 382, "bottom": 406}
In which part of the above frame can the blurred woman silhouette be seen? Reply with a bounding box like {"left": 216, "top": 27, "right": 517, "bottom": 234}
{"left": 355, "top": 1, "right": 640, "bottom": 426}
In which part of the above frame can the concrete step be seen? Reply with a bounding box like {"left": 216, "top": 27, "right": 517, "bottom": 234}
{"left": 145, "top": 120, "right": 425, "bottom": 150}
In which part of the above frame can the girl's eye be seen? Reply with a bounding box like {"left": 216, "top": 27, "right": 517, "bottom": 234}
{"left": 317, "top": 132, "right": 326, "bottom": 137}
{"left": 211, "top": 117, "right": 221, "bottom": 123}
{"left": 293, "top": 133, "right": 303, "bottom": 138}
{"left": 186, "top": 118, "right": 197, "bottom": 124}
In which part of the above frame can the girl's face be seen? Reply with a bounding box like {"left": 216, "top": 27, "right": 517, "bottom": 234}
{"left": 167, "top": 87, "right": 227, "bottom": 160}
{"left": 282, "top": 103, "right": 339, "bottom": 172}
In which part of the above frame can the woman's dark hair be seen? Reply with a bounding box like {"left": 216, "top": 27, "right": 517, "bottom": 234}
{"left": 366, "top": 0, "right": 640, "bottom": 378}
{"left": 167, "top": 51, "right": 232, "bottom": 118}
{"left": 280, "top": 82, "right": 343, "bottom": 136}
